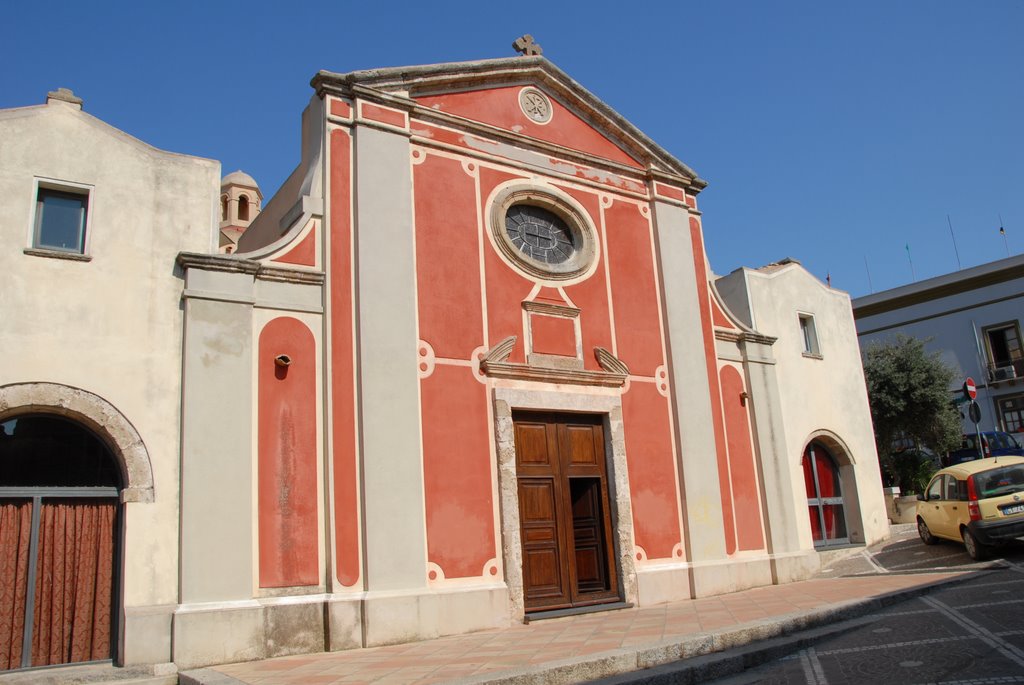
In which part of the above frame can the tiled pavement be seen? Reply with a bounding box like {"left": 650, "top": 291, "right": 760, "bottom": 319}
{"left": 182, "top": 570, "right": 972, "bottom": 685}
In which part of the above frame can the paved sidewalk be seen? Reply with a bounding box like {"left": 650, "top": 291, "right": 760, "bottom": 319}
{"left": 180, "top": 569, "right": 977, "bottom": 685}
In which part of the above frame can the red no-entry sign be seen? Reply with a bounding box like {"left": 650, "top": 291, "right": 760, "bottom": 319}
{"left": 963, "top": 377, "right": 977, "bottom": 400}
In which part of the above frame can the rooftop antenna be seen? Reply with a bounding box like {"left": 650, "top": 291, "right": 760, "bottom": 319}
{"left": 999, "top": 214, "right": 1010, "bottom": 257}
{"left": 947, "top": 215, "right": 962, "bottom": 270}
{"left": 864, "top": 255, "right": 874, "bottom": 293}
{"left": 905, "top": 243, "right": 916, "bottom": 282}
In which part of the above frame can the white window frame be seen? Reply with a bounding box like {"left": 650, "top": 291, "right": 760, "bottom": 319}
{"left": 798, "top": 312, "right": 821, "bottom": 358}
{"left": 27, "top": 177, "right": 94, "bottom": 258}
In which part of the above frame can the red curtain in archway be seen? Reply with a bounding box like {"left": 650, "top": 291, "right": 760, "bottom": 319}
{"left": 30, "top": 500, "right": 116, "bottom": 667}
{"left": 0, "top": 500, "right": 32, "bottom": 670}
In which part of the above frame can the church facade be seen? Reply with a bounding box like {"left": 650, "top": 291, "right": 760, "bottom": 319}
{"left": 0, "top": 55, "right": 887, "bottom": 673}
{"left": 176, "top": 56, "right": 888, "bottom": 666}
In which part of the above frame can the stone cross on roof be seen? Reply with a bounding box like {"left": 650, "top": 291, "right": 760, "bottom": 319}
{"left": 512, "top": 34, "right": 543, "bottom": 56}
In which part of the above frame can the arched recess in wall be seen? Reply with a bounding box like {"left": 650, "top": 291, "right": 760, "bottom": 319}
{"left": 0, "top": 382, "right": 155, "bottom": 503}
{"left": 718, "top": 365, "right": 765, "bottom": 552}
{"left": 257, "top": 317, "right": 319, "bottom": 588}
{"left": 238, "top": 194, "right": 250, "bottom": 221}
{"left": 799, "top": 430, "right": 865, "bottom": 547}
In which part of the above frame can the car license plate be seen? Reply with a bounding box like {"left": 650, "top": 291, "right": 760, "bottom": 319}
{"left": 1002, "top": 504, "right": 1024, "bottom": 516}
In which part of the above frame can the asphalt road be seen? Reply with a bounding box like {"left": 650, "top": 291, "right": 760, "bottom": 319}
{"left": 708, "top": 526, "right": 1024, "bottom": 685}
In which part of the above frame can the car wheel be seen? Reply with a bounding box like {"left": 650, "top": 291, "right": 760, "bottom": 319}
{"left": 962, "top": 527, "right": 988, "bottom": 561}
{"left": 917, "top": 517, "right": 937, "bottom": 545}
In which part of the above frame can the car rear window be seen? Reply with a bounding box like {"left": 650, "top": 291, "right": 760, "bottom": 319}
{"left": 991, "top": 434, "right": 1013, "bottom": 450}
{"left": 971, "top": 464, "right": 1024, "bottom": 498}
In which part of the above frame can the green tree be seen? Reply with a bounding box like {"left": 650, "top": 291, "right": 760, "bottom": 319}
{"left": 862, "top": 335, "right": 962, "bottom": 493}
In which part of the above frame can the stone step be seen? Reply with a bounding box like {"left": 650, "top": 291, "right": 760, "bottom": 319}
{"left": 0, "top": 662, "right": 177, "bottom": 685}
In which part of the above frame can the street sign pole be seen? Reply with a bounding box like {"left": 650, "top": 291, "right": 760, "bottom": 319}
{"left": 963, "top": 378, "right": 982, "bottom": 459}
{"left": 968, "top": 400, "right": 983, "bottom": 459}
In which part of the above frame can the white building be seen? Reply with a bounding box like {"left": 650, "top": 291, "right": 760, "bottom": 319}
{"left": 0, "top": 88, "right": 218, "bottom": 672}
{"left": 718, "top": 258, "right": 887, "bottom": 551}
{"left": 853, "top": 254, "right": 1024, "bottom": 436}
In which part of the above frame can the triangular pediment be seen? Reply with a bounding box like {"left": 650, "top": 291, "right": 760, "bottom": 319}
{"left": 312, "top": 57, "right": 704, "bottom": 186}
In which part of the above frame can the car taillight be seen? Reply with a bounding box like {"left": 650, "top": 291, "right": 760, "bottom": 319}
{"left": 983, "top": 438, "right": 991, "bottom": 458}
{"left": 967, "top": 476, "right": 981, "bottom": 521}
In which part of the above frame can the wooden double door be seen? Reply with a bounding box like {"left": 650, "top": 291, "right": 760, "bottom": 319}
{"left": 514, "top": 412, "right": 619, "bottom": 612}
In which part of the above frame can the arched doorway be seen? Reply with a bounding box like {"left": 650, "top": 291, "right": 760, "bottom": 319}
{"left": 0, "top": 415, "right": 120, "bottom": 671}
{"left": 801, "top": 440, "right": 849, "bottom": 547}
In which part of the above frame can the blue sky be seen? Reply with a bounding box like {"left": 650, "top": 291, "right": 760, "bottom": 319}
{"left": 3, "top": 1, "right": 1020, "bottom": 296}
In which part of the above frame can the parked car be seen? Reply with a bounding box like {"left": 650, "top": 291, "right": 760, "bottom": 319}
{"left": 916, "top": 455, "right": 1024, "bottom": 560}
{"left": 941, "top": 431, "right": 1024, "bottom": 467}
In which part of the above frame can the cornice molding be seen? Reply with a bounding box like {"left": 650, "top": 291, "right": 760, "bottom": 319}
{"left": 177, "top": 252, "right": 260, "bottom": 275}
{"left": 479, "top": 336, "right": 626, "bottom": 387}
{"left": 176, "top": 252, "right": 325, "bottom": 285}
{"left": 522, "top": 300, "right": 580, "bottom": 318}
{"left": 311, "top": 57, "right": 706, "bottom": 189}
{"left": 481, "top": 360, "right": 627, "bottom": 388}
{"left": 714, "top": 328, "right": 777, "bottom": 346}
{"left": 853, "top": 259, "right": 1024, "bottom": 319}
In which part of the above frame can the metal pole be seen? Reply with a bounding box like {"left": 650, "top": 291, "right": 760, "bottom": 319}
{"left": 948, "top": 215, "right": 962, "bottom": 270}
{"left": 1000, "top": 215, "right": 1009, "bottom": 258}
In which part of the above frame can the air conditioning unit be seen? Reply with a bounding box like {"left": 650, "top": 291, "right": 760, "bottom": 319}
{"left": 992, "top": 366, "right": 1018, "bottom": 382}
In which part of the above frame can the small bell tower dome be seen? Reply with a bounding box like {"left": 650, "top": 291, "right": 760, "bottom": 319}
{"left": 219, "top": 170, "right": 262, "bottom": 253}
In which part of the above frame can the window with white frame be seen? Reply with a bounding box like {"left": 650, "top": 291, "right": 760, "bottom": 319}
{"left": 33, "top": 183, "right": 89, "bottom": 253}
{"left": 799, "top": 313, "right": 820, "bottom": 356}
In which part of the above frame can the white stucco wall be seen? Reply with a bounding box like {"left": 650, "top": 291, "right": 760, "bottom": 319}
{"left": 0, "top": 96, "right": 219, "bottom": 660}
{"left": 717, "top": 263, "right": 888, "bottom": 548}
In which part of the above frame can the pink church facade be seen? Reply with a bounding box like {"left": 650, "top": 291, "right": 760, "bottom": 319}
{"left": 174, "top": 56, "right": 886, "bottom": 665}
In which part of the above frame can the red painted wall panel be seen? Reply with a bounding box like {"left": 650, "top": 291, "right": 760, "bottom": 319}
{"left": 654, "top": 182, "right": 686, "bottom": 202}
{"left": 330, "top": 99, "right": 351, "bottom": 118}
{"left": 605, "top": 200, "right": 663, "bottom": 377}
{"left": 361, "top": 102, "right": 405, "bottom": 128}
{"left": 530, "top": 314, "right": 576, "bottom": 356}
{"left": 554, "top": 185, "right": 613, "bottom": 372}
{"left": 710, "top": 298, "right": 736, "bottom": 330}
{"left": 414, "top": 154, "right": 484, "bottom": 360}
{"left": 273, "top": 224, "right": 316, "bottom": 267}
{"left": 329, "top": 130, "right": 361, "bottom": 587}
{"left": 622, "top": 383, "right": 681, "bottom": 560}
{"left": 479, "top": 166, "right": 533, "bottom": 362}
{"left": 258, "top": 317, "right": 319, "bottom": 588}
{"left": 720, "top": 366, "right": 765, "bottom": 551}
{"left": 410, "top": 122, "right": 645, "bottom": 194}
{"left": 421, "top": 365, "right": 495, "bottom": 578}
{"left": 416, "top": 87, "right": 642, "bottom": 168}
{"left": 689, "top": 217, "right": 737, "bottom": 555}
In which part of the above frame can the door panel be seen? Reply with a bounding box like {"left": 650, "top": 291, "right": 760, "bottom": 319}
{"left": 565, "top": 426, "right": 598, "bottom": 466}
{"left": 516, "top": 423, "right": 553, "bottom": 466}
{"left": 515, "top": 413, "right": 619, "bottom": 612}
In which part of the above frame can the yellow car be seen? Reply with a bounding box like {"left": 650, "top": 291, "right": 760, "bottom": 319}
{"left": 916, "top": 455, "right": 1024, "bottom": 560}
